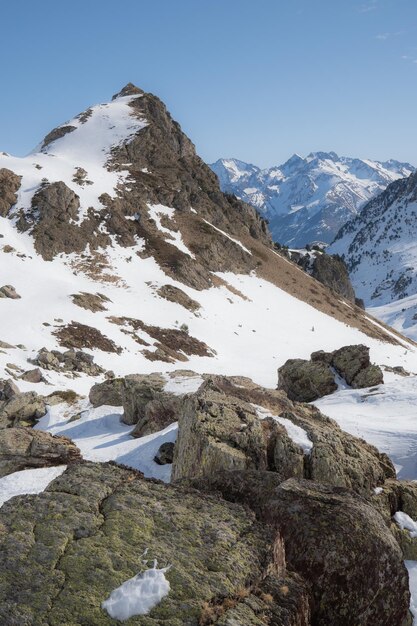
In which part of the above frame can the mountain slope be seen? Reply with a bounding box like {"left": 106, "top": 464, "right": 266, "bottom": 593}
{"left": 210, "top": 153, "right": 414, "bottom": 247}
{"left": 0, "top": 84, "right": 416, "bottom": 399}
{"left": 330, "top": 170, "right": 417, "bottom": 340}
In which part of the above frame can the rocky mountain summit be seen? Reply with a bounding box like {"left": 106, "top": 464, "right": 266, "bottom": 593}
{"left": 210, "top": 153, "right": 414, "bottom": 247}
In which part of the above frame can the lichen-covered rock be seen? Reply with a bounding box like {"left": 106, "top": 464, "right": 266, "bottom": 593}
{"left": 331, "top": 344, "right": 383, "bottom": 387}
{"left": 0, "top": 427, "right": 81, "bottom": 477}
{"left": 0, "top": 168, "right": 21, "bottom": 217}
{"left": 191, "top": 471, "right": 411, "bottom": 626}
{"left": 172, "top": 375, "right": 395, "bottom": 495}
{"left": 172, "top": 379, "right": 280, "bottom": 481}
{"left": 0, "top": 461, "right": 293, "bottom": 625}
{"left": 280, "top": 345, "right": 384, "bottom": 396}
{"left": 277, "top": 358, "right": 337, "bottom": 401}
{"left": 0, "top": 391, "right": 46, "bottom": 428}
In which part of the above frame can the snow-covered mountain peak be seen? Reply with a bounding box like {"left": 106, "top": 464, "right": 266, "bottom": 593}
{"left": 210, "top": 153, "right": 415, "bottom": 246}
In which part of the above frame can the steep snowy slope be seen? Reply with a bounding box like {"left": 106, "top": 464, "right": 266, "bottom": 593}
{"left": 210, "top": 153, "right": 414, "bottom": 246}
{"left": 331, "top": 171, "right": 417, "bottom": 341}
{"left": 0, "top": 83, "right": 416, "bottom": 400}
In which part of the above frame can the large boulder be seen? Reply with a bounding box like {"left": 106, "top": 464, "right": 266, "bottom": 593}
{"left": 0, "top": 461, "right": 310, "bottom": 625}
{"left": 172, "top": 375, "right": 395, "bottom": 495}
{"left": 278, "top": 345, "right": 384, "bottom": 400}
{"left": 191, "top": 471, "right": 411, "bottom": 626}
{"left": 0, "top": 427, "right": 81, "bottom": 477}
{"left": 121, "top": 373, "right": 182, "bottom": 437}
{"left": 89, "top": 378, "right": 125, "bottom": 407}
{"left": 172, "top": 379, "right": 283, "bottom": 481}
{"left": 277, "top": 358, "right": 337, "bottom": 402}
{"left": 331, "top": 344, "right": 383, "bottom": 388}
{"left": 0, "top": 168, "right": 21, "bottom": 217}
{"left": 0, "top": 391, "right": 46, "bottom": 428}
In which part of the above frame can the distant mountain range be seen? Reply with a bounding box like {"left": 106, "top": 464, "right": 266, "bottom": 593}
{"left": 210, "top": 153, "right": 414, "bottom": 247}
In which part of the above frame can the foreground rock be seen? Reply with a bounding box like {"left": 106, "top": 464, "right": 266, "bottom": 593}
{"left": 172, "top": 376, "right": 395, "bottom": 494}
{"left": 190, "top": 471, "right": 411, "bottom": 626}
{"left": 278, "top": 344, "right": 383, "bottom": 401}
{"left": 0, "top": 462, "right": 309, "bottom": 625}
{"left": 0, "top": 427, "right": 81, "bottom": 477}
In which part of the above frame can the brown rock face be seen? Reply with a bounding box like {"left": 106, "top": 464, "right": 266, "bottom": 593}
{"left": 191, "top": 472, "right": 411, "bottom": 626}
{"left": 0, "top": 168, "right": 21, "bottom": 217}
{"left": 0, "top": 427, "right": 81, "bottom": 477}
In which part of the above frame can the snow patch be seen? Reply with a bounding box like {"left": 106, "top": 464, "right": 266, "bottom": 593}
{"left": 395, "top": 511, "right": 417, "bottom": 538}
{"left": 0, "top": 465, "right": 67, "bottom": 508}
{"left": 253, "top": 404, "right": 313, "bottom": 455}
{"left": 102, "top": 556, "right": 171, "bottom": 621}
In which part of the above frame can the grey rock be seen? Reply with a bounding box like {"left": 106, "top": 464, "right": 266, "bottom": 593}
{"left": 277, "top": 358, "right": 337, "bottom": 402}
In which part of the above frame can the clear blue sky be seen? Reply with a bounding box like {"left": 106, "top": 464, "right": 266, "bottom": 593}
{"left": 1, "top": 0, "right": 417, "bottom": 167}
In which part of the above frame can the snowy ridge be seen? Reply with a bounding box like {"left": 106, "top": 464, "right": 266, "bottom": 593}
{"left": 330, "top": 171, "right": 417, "bottom": 340}
{"left": 0, "top": 93, "right": 146, "bottom": 221}
{"left": 210, "top": 153, "right": 414, "bottom": 246}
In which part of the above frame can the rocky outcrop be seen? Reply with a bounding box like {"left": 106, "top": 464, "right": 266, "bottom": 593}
{"left": 277, "top": 358, "right": 337, "bottom": 402}
{"left": 156, "top": 284, "right": 201, "bottom": 313}
{"left": 191, "top": 471, "right": 410, "bottom": 626}
{"left": 0, "top": 168, "right": 21, "bottom": 217}
{"left": 89, "top": 378, "right": 125, "bottom": 407}
{"left": 296, "top": 252, "right": 356, "bottom": 304}
{"left": 71, "top": 292, "right": 111, "bottom": 312}
{"left": 33, "top": 347, "right": 105, "bottom": 376}
{"left": 0, "top": 427, "right": 81, "bottom": 477}
{"left": 0, "top": 284, "right": 21, "bottom": 299}
{"left": 172, "top": 376, "right": 394, "bottom": 494}
{"left": 120, "top": 373, "right": 183, "bottom": 437}
{"left": 18, "top": 181, "right": 82, "bottom": 260}
{"left": 0, "top": 391, "right": 46, "bottom": 428}
{"left": 278, "top": 344, "right": 384, "bottom": 401}
{"left": 0, "top": 461, "right": 305, "bottom": 625}
{"left": 330, "top": 344, "right": 384, "bottom": 387}
{"left": 0, "top": 378, "right": 19, "bottom": 401}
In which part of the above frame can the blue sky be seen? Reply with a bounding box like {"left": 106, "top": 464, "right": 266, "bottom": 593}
{"left": 1, "top": 0, "right": 417, "bottom": 167}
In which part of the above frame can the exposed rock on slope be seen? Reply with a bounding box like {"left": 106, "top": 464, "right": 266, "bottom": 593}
{"left": 0, "top": 168, "right": 20, "bottom": 217}
{"left": 291, "top": 249, "right": 357, "bottom": 304}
